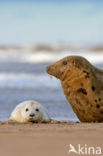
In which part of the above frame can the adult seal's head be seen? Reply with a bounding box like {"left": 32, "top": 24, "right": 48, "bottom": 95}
{"left": 47, "top": 56, "right": 103, "bottom": 122}
{"left": 47, "top": 56, "right": 94, "bottom": 81}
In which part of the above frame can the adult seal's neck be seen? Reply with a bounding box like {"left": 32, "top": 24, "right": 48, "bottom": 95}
{"left": 61, "top": 69, "right": 85, "bottom": 86}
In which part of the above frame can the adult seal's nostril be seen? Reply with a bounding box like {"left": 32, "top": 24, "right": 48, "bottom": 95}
{"left": 46, "top": 65, "right": 56, "bottom": 76}
{"left": 29, "top": 114, "right": 35, "bottom": 117}
{"left": 46, "top": 66, "right": 51, "bottom": 73}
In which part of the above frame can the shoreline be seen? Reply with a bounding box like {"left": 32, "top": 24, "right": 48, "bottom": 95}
{"left": 1, "top": 122, "right": 103, "bottom": 131}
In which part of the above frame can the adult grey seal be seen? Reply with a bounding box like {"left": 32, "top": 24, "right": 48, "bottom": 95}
{"left": 47, "top": 56, "right": 103, "bottom": 122}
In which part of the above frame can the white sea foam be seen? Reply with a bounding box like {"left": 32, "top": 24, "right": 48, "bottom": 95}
{"left": 0, "top": 73, "right": 60, "bottom": 88}
{"left": 0, "top": 49, "right": 103, "bottom": 64}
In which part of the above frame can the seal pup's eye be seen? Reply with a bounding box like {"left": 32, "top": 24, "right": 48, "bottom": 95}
{"left": 25, "top": 108, "right": 29, "bottom": 112}
{"left": 35, "top": 108, "right": 39, "bottom": 112}
{"left": 62, "top": 61, "right": 67, "bottom": 65}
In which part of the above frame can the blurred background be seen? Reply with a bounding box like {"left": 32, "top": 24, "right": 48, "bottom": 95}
{"left": 0, "top": 0, "right": 103, "bottom": 122}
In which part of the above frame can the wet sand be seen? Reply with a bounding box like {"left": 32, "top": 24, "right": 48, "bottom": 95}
{"left": 0, "top": 122, "right": 103, "bottom": 156}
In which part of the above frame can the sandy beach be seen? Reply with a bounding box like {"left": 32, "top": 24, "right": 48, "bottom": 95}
{"left": 0, "top": 122, "right": 103, "bottom": 156}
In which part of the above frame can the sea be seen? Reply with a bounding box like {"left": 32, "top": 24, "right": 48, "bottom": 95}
{"left": 0, "top": 0, "right": 103, "bottom": 122}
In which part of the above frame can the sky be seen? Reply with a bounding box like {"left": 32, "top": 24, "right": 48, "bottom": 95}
{"left": 0, "top": 0, "right": 103, "bottom": 45}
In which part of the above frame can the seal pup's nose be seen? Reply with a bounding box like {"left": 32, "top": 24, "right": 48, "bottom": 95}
{"left": 29, "top": 113, "right": 35, "bottom": 117}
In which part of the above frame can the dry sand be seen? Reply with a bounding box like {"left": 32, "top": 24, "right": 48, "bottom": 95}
{"left": 0, "top": 122, "right": 103, "bottom": 156}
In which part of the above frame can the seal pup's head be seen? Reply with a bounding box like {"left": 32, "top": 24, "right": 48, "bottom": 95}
{"left": 47, "top": 56, "right": 93, "bottom": 81}
{"left": 10, "top": 101, "right": 50, "bottom": 123}
{"left": 20, "top": 101, "right": 43, "bottom": 122}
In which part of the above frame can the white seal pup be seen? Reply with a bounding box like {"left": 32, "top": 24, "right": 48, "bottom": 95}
{"left": 9, "top": 100, "right": 51, "bottom": 123}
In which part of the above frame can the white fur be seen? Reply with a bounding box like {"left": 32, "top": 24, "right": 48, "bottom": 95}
{"left": 9, "top": 100, "right": 51, "bottom": 123}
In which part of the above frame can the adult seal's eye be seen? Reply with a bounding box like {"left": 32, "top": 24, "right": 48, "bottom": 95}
{"left": 25, "top": 108, "right": 29, "bottom": 112}
{"left": 35, "top": 108, "right": 39, "bottom": 112}
{"left": 62, "top": 61, "right": 67, "bottom": 65}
